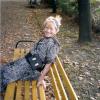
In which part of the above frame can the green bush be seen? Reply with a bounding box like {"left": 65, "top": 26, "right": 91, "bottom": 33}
{"left": 58, "top": 0, "right": 78, "bottom": 16}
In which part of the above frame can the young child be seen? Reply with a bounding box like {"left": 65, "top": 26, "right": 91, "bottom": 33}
{"left": 0, "top": 15, "right": 62, "bottom": 93}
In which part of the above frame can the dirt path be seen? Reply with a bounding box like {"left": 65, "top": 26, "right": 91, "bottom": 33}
{"left": 1, "top": 0, "right": 100, "bottom": 100}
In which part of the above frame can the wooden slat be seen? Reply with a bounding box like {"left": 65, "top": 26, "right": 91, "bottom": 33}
{"left": 13, "top": 49, "right": 26, "bottom": 60}
{"left": 38, "top": 85, "right": 46, "bottom": 100}
{"left": 4, "top": 82, "right": 16, "bottom": 100}
{"left": 24, "top": 81, "right": 30, "bottom": 100}
{"left": 15, "top": 81, "right": 23, "bottom": 100}
{"left": 32, "top": 81, "right": 38, "bottom": 100}
{"left": 48, "top": 67, "right": 61, "bottom": 100}
{"left": 52, "top": 63, "right": 68, "bottom": 100}
{"left": 56, "top": 56, "right": 78, "bottom": 100}
{"left": 13, "top": 49, "right": 21, "bottom": 60}
{"left": 20, "top": 49, "right": 26, "bottom": 57}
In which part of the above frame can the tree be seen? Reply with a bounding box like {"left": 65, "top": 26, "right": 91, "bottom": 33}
{"left": 78, "top": 0, "right": 92, "bottom": 42}
{"left": 51, "top": 0, "right": 57, "bottom": 13}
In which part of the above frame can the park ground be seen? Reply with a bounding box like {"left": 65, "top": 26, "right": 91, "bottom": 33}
{"left": 1, "top": 0, "right": 100, "bottom": 100}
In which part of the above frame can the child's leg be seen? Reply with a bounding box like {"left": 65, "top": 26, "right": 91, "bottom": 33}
{"left": 0, "top": 58, "right": 41, "bottom": 93}
{"left": 21, "top": 70, "right": 41, "bottom": 81}
{"left": 0, "top": 61, "right": 21, "bottom": 93}
{"left": 0, "top": 65, "right": 8, "bottom": 93}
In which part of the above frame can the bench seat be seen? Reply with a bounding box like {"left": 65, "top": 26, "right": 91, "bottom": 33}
{"left": 4, "top": 48, "right": 78, "bottom": 100}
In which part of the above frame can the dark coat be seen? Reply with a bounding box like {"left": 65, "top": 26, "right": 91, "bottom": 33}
{"left": 0, "top": 37, "right": 60, "bottom": 92}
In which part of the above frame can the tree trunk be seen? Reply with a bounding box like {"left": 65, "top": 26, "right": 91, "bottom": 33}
{"left": 51, "top": 0, "right": 57, "bottom": 13}
{"left": 78, "top": 0, "right": 92, "bottom": 42}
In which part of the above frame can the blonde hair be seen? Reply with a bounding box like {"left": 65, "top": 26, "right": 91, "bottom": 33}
{"left": 43, "top": 15, "right": 62, "bottom": 31}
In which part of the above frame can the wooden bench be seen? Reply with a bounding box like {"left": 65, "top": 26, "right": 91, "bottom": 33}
{"left": 4, "top": 48, "right": 78, "bottom": 100}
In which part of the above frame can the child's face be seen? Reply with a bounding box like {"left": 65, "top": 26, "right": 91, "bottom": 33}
{"left": 43, "top": 21, "right": 58, "bottom": 37}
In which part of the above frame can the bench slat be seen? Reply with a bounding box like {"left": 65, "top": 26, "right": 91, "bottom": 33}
{"left": 4, "top": 82, "right": 16, "bottom": 100}
{"left": 32, "top": 81, "right": 38, "bottom": 100}
{"left": 21, "top": 49, "right": 26, "bottom": 56}
{"left": 56, "top": 56, "right": 78, "bottom": 100}
{"left": 48, "top": 67, "right": 61, "bottom": 100}
{"left": 24, "top": 81, "right": 30, "bottom": 100}
{"left": 15, "top": 81, "right": 23, "bottom": 100}
{"left": 38, "top": 85, "right": 46, "bottom": 100}
{"left": 52, "top": 63, "right": 68, "bottom": 100}
{"left": 13, "top": 49, "right": 26, "bottom": 60}
{"left": 13, "top": 49, "right": 22, "bottom": 60}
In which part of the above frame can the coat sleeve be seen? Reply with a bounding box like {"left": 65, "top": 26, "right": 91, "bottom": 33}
{"left": 45, "top": 44, "right": 60, "bottom": 64}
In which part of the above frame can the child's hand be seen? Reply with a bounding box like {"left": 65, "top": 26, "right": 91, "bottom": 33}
{"left": 37, "top": 80, "right": 46, "bottom": 90}
{"left": 37, "top": 80, "right": 42, "bottom": 87}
